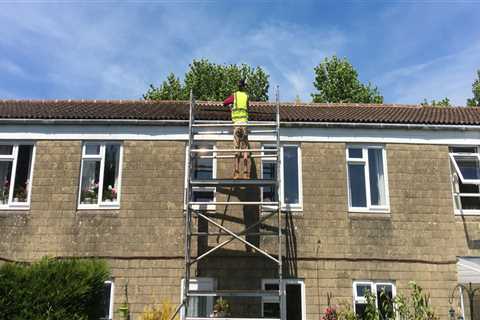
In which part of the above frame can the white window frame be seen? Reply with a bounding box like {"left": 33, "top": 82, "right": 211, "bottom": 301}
{"left": 185, "top": 143, "right": 217, "bottom": 211}
{"left": 346, "top": 145, "right": 390, "bottom": 213}
{"left": 352, "top": 281, "right": 396, "bottom": 316}
{"left": 180, "top": 277, "right": 215, "bottom": 319}
{"left": 102, "top": 280, "right": 115, "bottom": 320}
{"left": 0, "top": 142, "right": 36, "bottom": 210}
{"left": 77, "top": 142, "right": 123, "bottom": 210}
{"left": 449, "top": 146, "right": 480, "bottom": 215}
{"left": 261, "top": 278, "right": 306, "bottom": 320}
{"left": 261, "top": 144, "right": 303, "bottom": 212}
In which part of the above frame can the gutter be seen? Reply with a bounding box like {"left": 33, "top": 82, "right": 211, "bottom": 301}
{"left": 0, "top": 118, "right": 480, "bottom": 131}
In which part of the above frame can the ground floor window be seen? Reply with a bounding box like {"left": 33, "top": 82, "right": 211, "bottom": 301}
{"left": 353, "top": 281, "right": 395, "bottom": 320}
{"left": 100, "top": 280, "right": 114, "bottom": 320}
{"left": 181, "top": 278, "right": 215, "bottom": 318}
{"left": 262, "top": 279, "right": 305, "bottom": 320}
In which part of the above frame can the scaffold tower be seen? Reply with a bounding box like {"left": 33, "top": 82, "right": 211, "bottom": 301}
{"left": 180, "top": 87, "right": 285, "bottom": 320}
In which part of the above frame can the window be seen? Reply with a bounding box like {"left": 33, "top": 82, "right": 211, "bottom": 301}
{"left": 78, "top": 143, "right": 122, "bottom": 209}
{"left": 262, "top": 279, "right": 306, "bottom": 320}
{"left": 449, "top": 146, "right": 480, "bottom": 213}
{"left": 353, "top": 281, "right": 395, "bottom": 320}
{"left": 180, "top": 278, "right": 215, "bottom": 318}
{"left": 0, "top": 143, "right": 35, "bottom": 209}
{"left": 261, "top": 145, "right": 303, "bottom": 211}
{"left": 188, "top": 144, "right": 216, "bottom": 210}
{"left": 100, "top": 280, "right": 114, "bottom": 320}
{"left": 346, "top": 146, "right": 389, "bottom": 212}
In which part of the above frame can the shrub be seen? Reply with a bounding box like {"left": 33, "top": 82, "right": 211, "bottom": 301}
{"left": 320, "top": 282, "right": 438, "bottom": 320}
{"left": 0, "top": 257, "right": 110, "bottom": 320}
{"left": 139, "top": 301, "right": 177, "bottom": 320}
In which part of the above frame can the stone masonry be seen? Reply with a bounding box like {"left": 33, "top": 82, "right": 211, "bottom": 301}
{"left": 0, "top": 139, "right": 470, "bottom": 319}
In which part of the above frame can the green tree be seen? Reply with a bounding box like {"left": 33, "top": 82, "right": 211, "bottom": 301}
{"left": 144, "top": 73, "right": 186, "bottom": 100}
{"left": 312, "top": 56, "right": 383, "bottom": 103}
{"left": 144, "top": 59, "right": 269, "bottom": 101}
{"left": 467, "top": 70, "right": 480, "bottom": 107}
{"left": 420, "top": 97, "right": 451, "bottom": 107}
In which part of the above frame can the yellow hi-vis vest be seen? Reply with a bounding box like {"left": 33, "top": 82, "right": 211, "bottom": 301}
{"left": 232, "top": 91, "right": 249, "bottom": 123}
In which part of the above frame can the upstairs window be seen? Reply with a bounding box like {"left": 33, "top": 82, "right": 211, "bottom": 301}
{"left": 261, "top": 144, "right": 303, "bottom": 211}
{"left": 347, "top": 146, "right": 389, "bottom": 212}
{"left": 189, "top": 144, "right": 216, "bottom": 210}
{"left": 449, "top": 146, "right": 480, "bottom": 213}
{"left": 78, "top": 143, "right": 122, "bottom": 209}
{"left": 353, "top": 281, "right": 395, "bottom": 320}
{"left": 0, "top": 143, "right": 35, "bottom": 209}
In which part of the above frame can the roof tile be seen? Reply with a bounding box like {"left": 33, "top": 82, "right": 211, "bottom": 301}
{"left": 0, "top": 100, "right": 479, "bottom": 125}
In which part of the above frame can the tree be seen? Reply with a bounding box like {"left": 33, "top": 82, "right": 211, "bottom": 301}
{"left": 467, "top": 70, "right": 480, "bottom": 107}
{"left": 144, "top": 73, "right": 186, "bottom": 100}
{"left": 421, "top": 97, "right": 451, "bottom": 107}
{"left": 311, "top": 56, "right": 383, "bottom": 103}
{"left": 144, "top": 59, "right": 269, "bottom": 101}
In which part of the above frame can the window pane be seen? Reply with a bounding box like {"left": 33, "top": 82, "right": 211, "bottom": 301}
{"left": 349, "top": 148, "right": 363, "bottom": 158}
{"left": 265, "top": 283, "right": 279, "bottom": 291}
{"left": 80, "top": 160, "right": 100, "bottom": 204}
{"left": 376, "top": 285, "right": 394, "bottom": 320}
{"left": 348, "top": 164, "right": 367, "bottom": 207}
{"left": 0, "top": 145, "right": 13, "bottom": 155}
{"left": 102, "top": 145, "right": 120, "bottom": 202}
{"left": 262, "top": 161, "right": 277, "bottom": 202}
{"left": 355, "top": 303, "right": 367, "bottom": 319}
{"left": 85, "top": 144, "right": 101, "bottom": 155}
{"left": 460, "top": 195, "right": 480, "bottom": 210}
{"left": 286, "top": 284, "right": 302, "bottom": 320}
{"left": 264, "top": 302, "right": 280, "bottom": 318}
{"left": 455, "top": 156, "right": 480, "bottom": 180}
{"left": 192, "top": 145, "right": 213, "bottom": 180}
{"left": 192, "top": 190, "right": 214, "bottom": 202}
{"left": 100, "top": 282, "right": 112, "bottom": 320}
{"left": 0, "top": 161, "right": 13, "bottom": 205}
{"left": 451, "top": 146, "right": 477, "bottom": 153}
{"left": 187, "top": 297, "right": 208, "bottom": 317}
{"left": 368, "top": 149, "right": 386, "bottom": 206}
{"left": 356, "top": 284, "right": 371, "bottom": 297}
{"left": 284, "top": 146, "right": 299, "bottom": 204}
{"left": 12, "top": 145, "right": 33, "bottom": 203}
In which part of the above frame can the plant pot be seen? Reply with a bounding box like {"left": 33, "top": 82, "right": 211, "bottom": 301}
{"left": 13, "top": 197, "right": 19, "bottom": 202}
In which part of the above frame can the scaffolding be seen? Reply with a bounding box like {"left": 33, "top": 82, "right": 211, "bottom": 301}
{"left": 180, "top": 88, "right": 285, "bottom": 320}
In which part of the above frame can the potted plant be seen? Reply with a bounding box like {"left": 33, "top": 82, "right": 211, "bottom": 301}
{"left": 212, "top": 298, "right": 230, "bottom": 317}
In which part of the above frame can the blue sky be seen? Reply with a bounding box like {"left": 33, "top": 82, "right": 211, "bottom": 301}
{"left": 0, "top": 0, "right": 479, "bottom": 105}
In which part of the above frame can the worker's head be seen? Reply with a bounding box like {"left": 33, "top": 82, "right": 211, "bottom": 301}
{"left": 238, "top": 78, "right": 246, "bottom": 91}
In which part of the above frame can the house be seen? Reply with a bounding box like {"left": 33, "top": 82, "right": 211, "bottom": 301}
{"left": 1, "top": 99, "right": 480, "bottom": 320}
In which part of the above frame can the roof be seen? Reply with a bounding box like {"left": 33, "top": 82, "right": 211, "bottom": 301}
{"left": 0, "top": 99, "right": 479, "bottom": 126}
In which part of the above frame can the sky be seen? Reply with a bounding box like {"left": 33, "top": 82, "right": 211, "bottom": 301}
{"left": 0, "top": 0, "right": 479, "bottom": 106}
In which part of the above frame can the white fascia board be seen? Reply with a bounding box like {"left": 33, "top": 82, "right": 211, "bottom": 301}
{"left": 1, "top": 124, "right": 480, "bottom": 145}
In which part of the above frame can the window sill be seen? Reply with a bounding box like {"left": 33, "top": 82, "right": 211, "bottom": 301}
{"left": 260, "top": 205, "right": 303, "bottom": 214}
{"left": 77, "top": 204, "right": 120, "bottom": 211}
{"left": 0, "top": 205, "right": 30, "bottom": 211}
{"left": 454, "top": 210, "right": 480, "bottom": 216}
{"left": 348, "top": 210, "right": 391, "bottom": 220}
{"left": 190, "top": 205, "right": 217, "bottom": 211}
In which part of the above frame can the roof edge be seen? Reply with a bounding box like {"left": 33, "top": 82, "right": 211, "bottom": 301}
{"left": 1, "top": 118, "right": 480, "bottom": 131}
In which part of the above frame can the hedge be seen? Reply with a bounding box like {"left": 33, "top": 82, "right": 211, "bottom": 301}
{"left": 0, "top": 257, "right": 110, "bottom": 320}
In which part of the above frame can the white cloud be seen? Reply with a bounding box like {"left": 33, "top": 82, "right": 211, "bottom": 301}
{"left": 0, "top": 58, "right": 26, "bottom": 77}
{"left": 191, "top": 22, "right": 346, "bottom": 101}
{"left": 377, "top": 42, "right": 480, "bottom": 106}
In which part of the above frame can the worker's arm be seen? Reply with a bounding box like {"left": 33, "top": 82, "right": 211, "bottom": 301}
{"left": 223, "top": 95, "right": 234, "bottom": 106}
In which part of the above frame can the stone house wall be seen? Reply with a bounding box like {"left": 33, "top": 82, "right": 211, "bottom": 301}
{"left": 0, "top": 139, "right": 470, "bottom": 319}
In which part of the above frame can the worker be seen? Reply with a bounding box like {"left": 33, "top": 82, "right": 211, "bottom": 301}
{"left": 223, "top": 79, "right": 250, "bottom": 179}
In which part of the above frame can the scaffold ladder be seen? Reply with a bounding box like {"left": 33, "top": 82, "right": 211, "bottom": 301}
{"left": 179, "top": 87, "right": 285, "bottom": 320}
